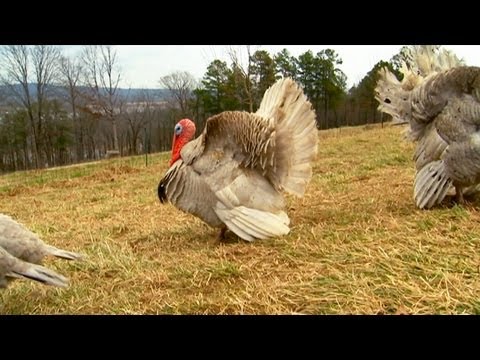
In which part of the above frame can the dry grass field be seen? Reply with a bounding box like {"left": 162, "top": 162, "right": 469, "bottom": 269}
{"left": 1, "top": 123, "right": 480, "bottom": 314}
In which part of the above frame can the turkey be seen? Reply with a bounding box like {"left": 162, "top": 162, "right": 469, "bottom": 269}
{"left": 0, "top": 213, "right": 84, "bottom": 288}
{"left": 375, "top": 45, "right": 480, "bottom": 209}
{"left": 158, "top": 77, "right": 318, "bottom": 241}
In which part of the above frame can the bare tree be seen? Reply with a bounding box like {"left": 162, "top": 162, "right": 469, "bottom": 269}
{"left": 159, "top": 71, "right": 197, "bottom": 118}
{"left": 0, "top": 46, "right": 36, "bottom": 166}
{"left": 119, "top": 89, "right": 156, "bottom": 155}
{"left": 59, "top": 54, "right": 84, "bottom": 161}
{"left": 81, "top": 45, "right": 121, "bottom": 154}
{"left": 0, "top": 45, "right": 61, "bottom": 168}
{"left": 227, "top": 45, "right": 256, "bottom": 112}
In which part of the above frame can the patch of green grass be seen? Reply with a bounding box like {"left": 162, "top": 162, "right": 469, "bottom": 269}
{"left": 416, "top": 218, "right": 435, "bottom": 231}
{"left": 206, "top": 261, "right": 241, "bottom": 279}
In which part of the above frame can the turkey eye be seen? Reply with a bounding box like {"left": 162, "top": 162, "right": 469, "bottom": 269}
{"left": 175, "top": 124, "right": 183, "bottom": 135}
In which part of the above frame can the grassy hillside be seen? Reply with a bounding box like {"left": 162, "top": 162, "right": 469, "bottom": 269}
{"left": 1, "top": 123, "right": 480, "bottom": 314}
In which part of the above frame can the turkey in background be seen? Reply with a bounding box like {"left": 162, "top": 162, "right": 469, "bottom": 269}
{"left": 375, "top": 45, "right": 480, "bottom": 209}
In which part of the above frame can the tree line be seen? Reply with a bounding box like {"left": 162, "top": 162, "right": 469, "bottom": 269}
{"left": 0, "top": 45, "right": 404, "bottom": 173}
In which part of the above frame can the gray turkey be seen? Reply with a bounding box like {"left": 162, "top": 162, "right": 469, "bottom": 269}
{"left": 158, "top": 77, "right": 318, "bottom": 241}
{"left": 375, "top": 45, "right": 480, "bottom": 209}
{"left": 0, "top": 213, "right": 84, "bottom": 288}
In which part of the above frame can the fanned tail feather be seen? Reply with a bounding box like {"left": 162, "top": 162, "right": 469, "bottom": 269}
{"left": 256, "top": 77, "right": 318, "bottom": 197}
{"left": 214, "top": 203, "right": 290, "bottom": 242}
{"left": 414, "top": 160, "right": 453, "bottom": 209}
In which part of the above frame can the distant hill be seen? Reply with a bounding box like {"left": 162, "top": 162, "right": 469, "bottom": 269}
{"left": 115, "top": 87, "right": 170, "bottom": 101}
{"left": 0, "top": 83, "right": 170, "bottom": 105}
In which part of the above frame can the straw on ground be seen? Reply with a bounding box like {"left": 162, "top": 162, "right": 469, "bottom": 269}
{"left": 1, "top": 123, "right": 479, "bottom": 314}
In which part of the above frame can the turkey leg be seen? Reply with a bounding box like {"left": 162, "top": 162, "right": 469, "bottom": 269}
{"left": 455, "top": 185, "right": 465, "bottom": 205}
{"left": 217, "top": 226, "right": 228, "bottom": 242}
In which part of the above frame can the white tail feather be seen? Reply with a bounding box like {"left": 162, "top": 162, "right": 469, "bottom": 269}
{"left": 414, "top": 160, "right": 453, "bottom": 209}
{"left": 256, "top": 77, "right": 318, "bottom": 197}
{"left": 402, "top": 45, "right": 463, "bottom": 78}
{"left": 214, "top": 204, "right": 290, "bottom": 242}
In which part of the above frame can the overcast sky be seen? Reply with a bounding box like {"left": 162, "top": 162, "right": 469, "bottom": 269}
{"left": 64, "top": 45, "right": 480, "bottom": 89}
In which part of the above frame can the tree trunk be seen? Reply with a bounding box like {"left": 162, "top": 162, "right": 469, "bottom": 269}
{"left": 111, "top": 116, "right": 119, "bottom": 151}
{"left": 324, "top": 95, "right": 329, "bottom": 130}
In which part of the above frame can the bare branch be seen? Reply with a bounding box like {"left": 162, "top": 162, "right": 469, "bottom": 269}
{"left": 80, "top": 45, "right": 122, "bottom": 151}
{"left": 0, "top": 45, "right": 32, "bottom": 109}
{"left": 227, "top": 45, "right": 256, "bottom": 112}
{"left": 159, "top": 71, "right": 197, "bottom": 117}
